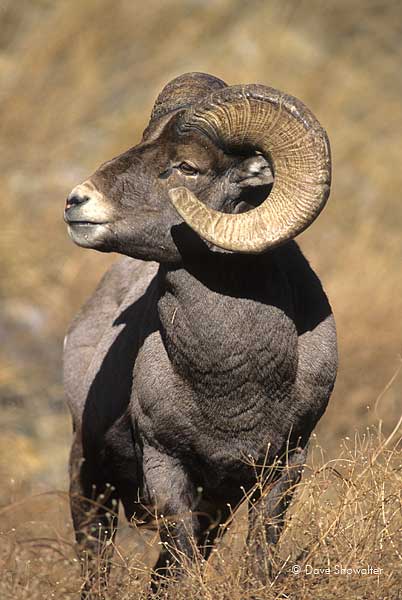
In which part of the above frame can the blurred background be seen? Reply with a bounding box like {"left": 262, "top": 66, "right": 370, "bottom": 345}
{"left": 0, "top": 0, "right": 401, "bottom": 498}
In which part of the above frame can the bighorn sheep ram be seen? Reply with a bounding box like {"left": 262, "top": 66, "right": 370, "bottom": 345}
{"left": 63, "top": 72, "right": 337, "bottom": 595}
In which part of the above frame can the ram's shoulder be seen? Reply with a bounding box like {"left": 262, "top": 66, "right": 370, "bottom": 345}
{"left": 65, "top": 257, "right": 158, "bottom": 342}
{"left": 63, "top": 258, "right": 159, "bottom": 416}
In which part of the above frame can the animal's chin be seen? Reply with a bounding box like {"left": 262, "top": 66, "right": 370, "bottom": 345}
{"left": 67, "top": 222, "right": 113, "bottom": 249}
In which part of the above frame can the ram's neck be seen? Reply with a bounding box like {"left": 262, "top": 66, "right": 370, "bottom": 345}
{"left": 157, "top": 253, "right": 266, "bottom": 365}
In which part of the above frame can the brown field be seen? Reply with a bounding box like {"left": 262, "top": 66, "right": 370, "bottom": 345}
{"left": 0, "top": 1, "right": 401, "bottom": 598}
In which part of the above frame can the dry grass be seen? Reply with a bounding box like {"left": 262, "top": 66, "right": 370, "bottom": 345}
{"left": 0, "top": 419, "right": 400, "bottom": 599}
{"left": 1, "top": 1, "right": 402, "bottom": 598}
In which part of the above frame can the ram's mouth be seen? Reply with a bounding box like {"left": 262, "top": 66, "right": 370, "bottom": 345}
{"left": 64, "top": 215, "right": 110, "bottom": 227}
{"left": 64, "top": 210, "right": 109, "bottom": 227}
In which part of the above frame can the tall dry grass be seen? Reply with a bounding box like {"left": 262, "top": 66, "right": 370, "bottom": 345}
{"left": 0, "top": 418, "right": 400, "bottom": 599}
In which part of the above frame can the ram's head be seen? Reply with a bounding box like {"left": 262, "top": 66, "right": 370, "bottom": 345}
{"left": 64, "top": 72, "right": 331, "bottom": 262}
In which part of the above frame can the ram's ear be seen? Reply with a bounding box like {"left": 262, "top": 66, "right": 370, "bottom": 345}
{"left": 229, "top": 154, "right": 274, "bottom": 188}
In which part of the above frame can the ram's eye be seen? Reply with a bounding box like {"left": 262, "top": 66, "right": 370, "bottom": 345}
{"left": 178, "top": 161, "right": 198, "bottom": 175}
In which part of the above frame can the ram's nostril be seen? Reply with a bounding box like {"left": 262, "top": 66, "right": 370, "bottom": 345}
{"left": 65, "top": 193, "right": 90, "bottom": 210}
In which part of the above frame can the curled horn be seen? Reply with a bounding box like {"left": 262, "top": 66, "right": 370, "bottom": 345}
{"left": 168, "top": 84, "right": 331, "bottom": 253}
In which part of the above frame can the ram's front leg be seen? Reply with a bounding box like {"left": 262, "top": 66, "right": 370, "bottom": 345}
{"left": 246, "top": 445, "right": 307, "bottom": 583}
{"left": 143, "top": 445, "right": 197, "bottom": 593}
{"left": 69, "top": 433, "right": 119, "bottom": 599}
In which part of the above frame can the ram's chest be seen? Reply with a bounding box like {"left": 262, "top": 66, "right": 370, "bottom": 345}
{"left": 132, "top": 300, "right": 298, "bottom": 470}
